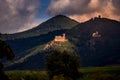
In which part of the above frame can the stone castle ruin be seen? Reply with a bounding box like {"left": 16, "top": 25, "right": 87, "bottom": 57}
{"left": 92, "top": 31, "right": 101, "bottom": 38}
{"left": 54, "top": 33, "right": 68, "bottom": 42}
{"left": 44, "top": 33, "right": 68, "bottom": 50}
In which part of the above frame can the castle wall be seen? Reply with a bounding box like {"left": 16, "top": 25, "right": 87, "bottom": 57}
{"left": 54, "top": 34, "right": 68, "bottom": 42}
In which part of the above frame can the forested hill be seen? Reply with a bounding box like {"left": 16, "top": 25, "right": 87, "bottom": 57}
{"left": 67, "top": 17, "right": 120, "bottom": 66}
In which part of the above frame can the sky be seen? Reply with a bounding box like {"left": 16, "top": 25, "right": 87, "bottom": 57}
{"left": 0, "top": 0, "right": 120, "bottom": 34}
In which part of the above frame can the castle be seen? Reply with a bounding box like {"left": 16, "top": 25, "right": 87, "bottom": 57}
{"left": 92, "top": 31, "right": 101, "bottom": 38}
{"left": 54, "top": 33, "right": 68, "bottom": 42}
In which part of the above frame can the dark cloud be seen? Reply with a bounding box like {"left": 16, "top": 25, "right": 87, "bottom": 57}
{"left": 0, "top": 0, "right": 40, "bottom": 33}
{"left": 112, "top": 0, "right": 120, "bottom": 15}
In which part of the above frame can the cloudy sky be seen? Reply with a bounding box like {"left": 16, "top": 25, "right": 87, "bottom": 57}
{"left": 0, "top": 0, "right": 120, "bottom": 33}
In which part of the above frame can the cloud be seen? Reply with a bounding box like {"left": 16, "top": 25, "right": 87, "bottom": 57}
{"left": 47, "top": 0, "right": 91, "bottom": 15}
{"left": 17, "top": 17, "right": 49, "bottom": 33}
{"left": 0, "top": 0, "right": 40, "bottom": 33}
{"left": 47, "top": 0, "right": 120, "bottom": 22}
{"left": 17, "top": 22, "right": 39, "bottom": 32}
{"left": 112, "top": 0, "right": 120, "bottom": 15}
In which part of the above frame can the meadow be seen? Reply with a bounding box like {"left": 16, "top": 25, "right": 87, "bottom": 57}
{"left": 5, "top": 66, "right": 120, "bottom": 80}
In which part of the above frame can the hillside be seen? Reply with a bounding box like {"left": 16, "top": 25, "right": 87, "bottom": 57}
{"left": 67, "top": 17, "right": 120, "bottom": 66}
{"left": 5, "top": 37, "right": 75, "bottom": 70}
{"left": 2, "top": 16, "right": 120, "bottom": 70}
{"left": 0, "top": 15, "right": 79, "bottom": 40}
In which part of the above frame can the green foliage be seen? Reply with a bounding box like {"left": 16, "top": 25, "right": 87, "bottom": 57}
{"left": 52, "top": 75, "right": 73, "bottom": 80}
{"left": 78, "top": 66, "right": 120, "bottom": 80}
{"left": 5, "top": 71, "right": 49, "bottom": 80}
{"left": 79, "top": 73, "right": 120, "bottom": 80}
{"left": 0, "top": 40, "right": 15, "bottom": 80}
{"left": 46, "top": 41, "right": 75, "bottom": 54}
{"left": 54, "top": 41, "right": 75, "bottom": 53}
{"left": 0, "top": 40, "right": 15, "bottom": 60}
{"left": 0, "top": 40, "right": 15, "bottom": 71}
{"left": 4, "top": 66, "right": 120, "bottom": 80}
{"left": 46, "top": 50, "right": 80, "bottom": 80}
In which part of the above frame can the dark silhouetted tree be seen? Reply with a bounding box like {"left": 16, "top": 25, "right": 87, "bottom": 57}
{"left": 0, "top": 40, "right": 15, "bottom": 60}
{"left": 46, "top": 50, "right": 80, "bottom": 80}
{"left": 0, "top": 40, "right": 15, "bottom": 80}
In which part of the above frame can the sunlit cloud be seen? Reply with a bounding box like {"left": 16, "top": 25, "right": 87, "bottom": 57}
{"left": 47, "top": 0, "right": 120, "bottom": 22}
{"left": 17, "top": 22, "right": 39, "bottom": 33}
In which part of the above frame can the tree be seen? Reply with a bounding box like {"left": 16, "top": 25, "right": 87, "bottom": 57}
{"left": 46, "top": 50, "right": 80, "bottom": 80}
{"left": 0, "top": 40, "right": 15, "bottom": 70}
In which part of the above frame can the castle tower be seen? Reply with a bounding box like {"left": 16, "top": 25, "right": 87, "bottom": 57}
{"left": 98, "top": 15, "right": 101, "bottom": 18}
{"left": 92, "top": 31, "right": 101, "bottom": 38}
{"left": 63, "top": 33, "right": 66, "bottom": 38}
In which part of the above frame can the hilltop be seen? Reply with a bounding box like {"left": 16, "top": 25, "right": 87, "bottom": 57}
{"left": 44, "top": 33, "right": 74, "bottom": 52}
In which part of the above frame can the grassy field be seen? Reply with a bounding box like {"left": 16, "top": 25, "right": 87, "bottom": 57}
{"left": 5, "top": 66, "right": 120, "bottom": 80}
{"left": 79, "top": 66, "right": 120, "bottom": 80}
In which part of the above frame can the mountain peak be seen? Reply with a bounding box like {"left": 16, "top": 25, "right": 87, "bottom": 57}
{"left": 48, "top": 14, "right": 77, "bottom": 22}
{"left": 54, "top": 14, "right": 67, "bottom": 18}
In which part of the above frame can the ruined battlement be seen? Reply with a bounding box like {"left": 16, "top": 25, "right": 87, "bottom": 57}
{"left": 54, "top": 33, "right": 68, "bottom": 42}
{"left": 92, "top": 31, "right": 101, "bottom": 38}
